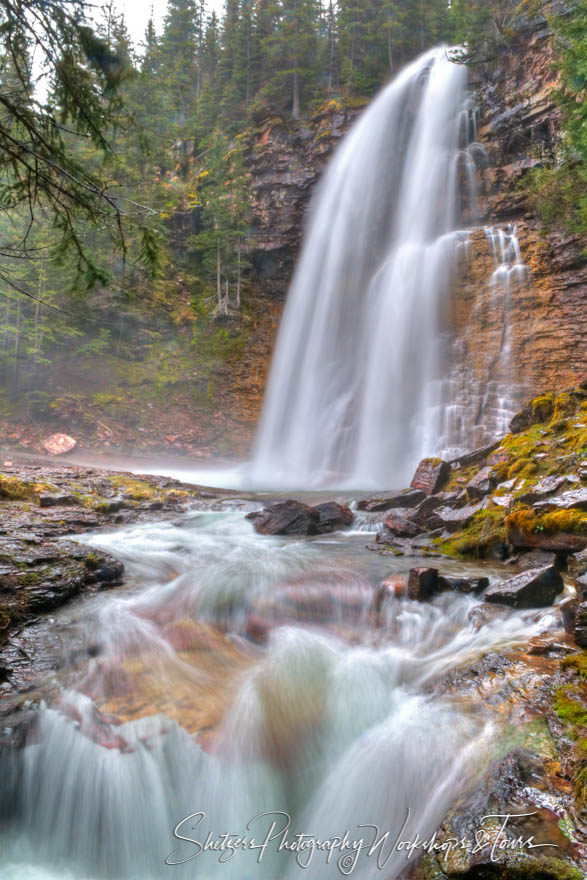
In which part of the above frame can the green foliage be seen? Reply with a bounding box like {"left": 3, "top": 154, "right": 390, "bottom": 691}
{"left": 525, "top": 3, "right": 587, "bottom": 236}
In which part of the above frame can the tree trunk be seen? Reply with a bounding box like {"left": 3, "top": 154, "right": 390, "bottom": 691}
{"left": 217, "top": 241, "right": 222, "bottom": 309}
{"left": 235, "top": 238, "right": 241, "bottom": 309}
{"left": 292, "top": 69, "right": 300, "bottom": 120}
{"left": 13, "top": 296, "right": 21, "bottom": 400}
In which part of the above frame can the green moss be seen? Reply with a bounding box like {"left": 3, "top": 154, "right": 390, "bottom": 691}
{"left": 554, "top": 685, "right": 587, "bottom": 727}
{"left": 532, "top": 392, "right": 555, "bottom": 423}
{"left": 552, "top": 392, "right": 576, "bottom": 422}
{"left": 0, "top": 608, "right": 11, "bottom": 630}
{"left": 0, "top": 475, "right": 40, "bottom": 501}
{"left": 18, "top": 572, "right": 40, "bottom": 586}
{"left": 435, "top": 506, "right": 506, "bottom": 558}
{"left": 507, "top": 458, "right": 538, "bottom": 480}
{"left": 562, "top": 653, "right": 587, "bottom": 679}
{"left": 506, "top": 507, "right": 587, "bottom": 536}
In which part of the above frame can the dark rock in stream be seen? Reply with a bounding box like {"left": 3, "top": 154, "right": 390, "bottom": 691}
{"left": 406, "top": 567, "right": 439, "bottom": 601}
{"left": 437, "top": 574, "right": 489, "bottom": 594}
{"left": 246, "top": 500, "right": 353, "bottom": 535}
{"left": 484, "top": 565, "right": 564, "bottom": 608}
{"left": 246, "top": 500, "right": 320, "bottom": 535}
{"left": 574, "top": 602, "right": 587, "bottom": 648}
{"left": 313, "top": 501, "right": 354, "bottom": 532}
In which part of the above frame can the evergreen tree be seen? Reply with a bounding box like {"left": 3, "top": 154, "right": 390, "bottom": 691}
{"left": 261, "top": 0, "right": 322, "bottom": 118}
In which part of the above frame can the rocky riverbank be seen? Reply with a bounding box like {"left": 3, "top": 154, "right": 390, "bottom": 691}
{"left": 0, "top": 458, "right": 233, "bottom": 695}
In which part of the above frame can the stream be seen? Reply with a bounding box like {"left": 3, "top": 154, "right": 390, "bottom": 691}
{"left": 0, "top": 495, "right": 562, "bottom": 879}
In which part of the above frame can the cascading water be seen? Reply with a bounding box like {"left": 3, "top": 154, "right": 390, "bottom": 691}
{"left": 250, "top": 48, "right": 525, "bottom": 490}
{"left": 0, "top": 506, "right": 558, "bottom": 880}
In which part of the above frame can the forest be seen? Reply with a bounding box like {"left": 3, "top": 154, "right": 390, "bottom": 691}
{"left": 0, "top": 0, "right": 584, "bottom": 451}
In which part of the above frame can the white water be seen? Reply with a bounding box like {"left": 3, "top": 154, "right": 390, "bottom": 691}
{"left": 250, "top": 48, "right": 525, "bottom": 490}
{"left": 0, "top": 507, "right": 559, "bottom": 880}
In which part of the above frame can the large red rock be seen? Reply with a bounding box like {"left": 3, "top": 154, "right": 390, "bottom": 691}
{"left": 410, "top": 458, "right": 451, "bottom": 495}
{"left": 42, "top": 433, "right": 76, "bottom": 455}
{"left": 384, "top": 509, "right": 420, "bottom": 538}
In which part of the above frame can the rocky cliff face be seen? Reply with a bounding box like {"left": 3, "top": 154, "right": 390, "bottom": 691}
{"left": 247, "top": 102, "right": 362, "bottom": 295}
{"left": 230, "top": 21, "right": 585, "bottom": 455}
{"left": 448, "top": 18, "right": 586, "bottom": 430}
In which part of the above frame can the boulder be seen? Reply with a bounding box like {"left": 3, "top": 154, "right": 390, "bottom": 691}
{"left": 559, "top": 596, "right": 577, "bottom": 635}
{"left": 313, "top": 501, "right": 354, "bottom": 533}
{"left": 42, "top": 433, "right": 76, "bottom": 455}
{"left": 484, "top": 565, "right": 564, "bottom": 608}
{"left": 518, "top": 474, "right": 575, "bottom": 505}
{"left": 38, "top": 493, "right": 79, "bottom": 508}
{"left": 356, "top": 488, "right": 426, "bottom": 512}
{"left": 383, "top": 509, "right": 420, "bottom": 538}
{"left": 534, "top": 487, "right": 587, "bottom": 513}
{"left": 411, "top": 492, "right": 453, "bottom": 528}
{"left": 437, "top": 575, "right": 489, "bottom": 594}
{"left": 575, "top": 602, "right": 587, "bottom": 648}
{"left": 406, "top": 567, "right": 439, "bottom": 601}
{"left": 509, "top": 395, "right": 554, "bottom": 433}
{"left": 410, "top": 457, "right": 451, "bottom": 495}
{"left": 464, "top": 467, "right": 495, "bottom": 499}
{"left": 246, "top": 500, "right": 320, "bottom": 535}
{"left": 434, "top": 500, "right": 487, "bottom": 533}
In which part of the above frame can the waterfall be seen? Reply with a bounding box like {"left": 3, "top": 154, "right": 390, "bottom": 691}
{"left": 250, "top": 48, "right": 523, "bottom": 490}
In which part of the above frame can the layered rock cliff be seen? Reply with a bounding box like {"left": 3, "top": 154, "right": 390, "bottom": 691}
{"left": 235, "top": 18, "right": 585, "bottom": 455}
{"left": 447, "top": 18, "right": 586, "bottom": 435}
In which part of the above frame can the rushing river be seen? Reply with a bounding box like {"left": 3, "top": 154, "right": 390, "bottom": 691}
{"left": 0, "top": 497, "right": 560, "bottom": 880}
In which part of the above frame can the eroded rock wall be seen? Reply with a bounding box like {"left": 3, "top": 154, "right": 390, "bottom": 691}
{"left": 449, "top": 19, "right": 586, "bottom": 412}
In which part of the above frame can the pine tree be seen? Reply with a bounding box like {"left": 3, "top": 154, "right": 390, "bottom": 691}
{"left": 261, "top": 0, "right": 322, "bottom": 118}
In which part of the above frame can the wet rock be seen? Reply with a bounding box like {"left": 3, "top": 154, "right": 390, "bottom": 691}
{"left": 383, "top": 510, "right": 420, "bottom": 538}
{"left": 448, "top": 440, "right": 501, "bottom": 469}
{"left": 356, "top": 488, "right": 426, "bottom": 512}
{"left": 313, "top": 501, "right": 353, "bottom": 533}
{"left": 410, "top": 457, "right": 451, "bottom": 494}
{"left": 246, "top": 500, "right": 320, "bottom": 535}
{"left": 437, "top": 575, "right": 489, "bottom": 594}
{"left": 534, "top": 487, "right": 587, "bottom": 513}
{"left": 484, "top": 565, "right": 564, "bottom": 608}
{"left": 38, "top": 493, "right": 79, "bottom": 508}
{"left": 411, "top": 492, "right": 453, "bottom": 528}
{"left": 468, "top": 602, "right": 510, "bottom": 629}
{"left": 517, "top": 474, "right": 573, "bottom": 504}
{"left": 465, "top": 466, "right": 496, "bottom": 499}
{"left": 406, "top": 567, "right": 439, "bottom": 601}
{"left": 434, "top": 500, "right": 487, "bottom": 533}
{"left": 559, "top": 596, "right": 577, "bottom": 635}
{"left": 511, "top": 548, "right": 561, "bottom": 571}
{"left": 575, "top": 602, "right": 587, "bottom": 648}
